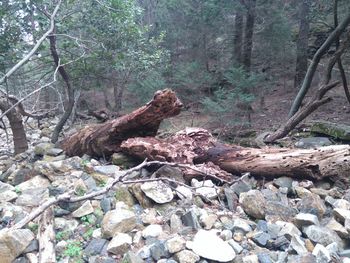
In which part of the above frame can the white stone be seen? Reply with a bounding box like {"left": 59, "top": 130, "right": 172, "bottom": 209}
{"left": 16, "top": 176, "right": 50, "bottom": 192}
{"left": 72, "top": 200, "right": 94, "bottom": 218}
{"left": 312, "top": 244, "right": 331, "bottom": 262}
{"left": 107, "top": 233, "right": 132, "bottom": 255}
{"left": 242, "top": 254, "right": 259, "bottom": 263}
{"left": 191, "top": 179, "right": 218, "bottom": 199}
{"left": 294, "top": 213, "right": 319, "bottom": 227}
{"left": 290, "top": 235, "right": 307, "bottom": 255}
{"left": 165, "top": 235, "right": 186, "bottom": 253}
{"left": 333, "top": 199, "right": 350, "bottom": 210}
{"left": 92, "top": 228, "right": 102, "bottom": 239}
{"left": 175, "top": 250, "right": 200, "bottom": 263}
{"left": 188, "top": 230, "right": 236, "bottom": 262}
{"left": 0, "top": 229, "right": 34, "bottom": 263}
{"left": 176, "top": 186, "right": 193, "bottom": 200}
{"left": 142, "top": 224, "right": 162, "bottom": 238}
{"left": 101, "top": 208, "right": 136, "bottom": 238}
{"left": 141, "top": 181, "right": 174, "bottom": 204}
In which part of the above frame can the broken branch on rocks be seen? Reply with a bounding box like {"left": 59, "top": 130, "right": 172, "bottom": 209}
{"left": 10, "top": 160, "right": 224, "bottom": 230}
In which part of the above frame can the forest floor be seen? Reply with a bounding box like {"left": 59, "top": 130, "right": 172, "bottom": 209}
{"left": 161, "top": 79, "right": 350, "bottom": 145}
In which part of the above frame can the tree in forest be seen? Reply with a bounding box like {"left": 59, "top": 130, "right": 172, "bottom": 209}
{"left": 242, "top": 0, "right": 256, "bottom": 73}
{"left": 288, "top": 4, "right": 350, "bottom": 117}
{"left": 294, "top": 0, "right": 311, "bottom": 89}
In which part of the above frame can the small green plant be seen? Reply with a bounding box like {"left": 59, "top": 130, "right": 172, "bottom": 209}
{"left": 80, "top": 159, "right": 89, "bottom": 167}
{"left": 27, "top": 223, "right": 39, "bottom": 234}
{"left": 83, "top": 227, "right": 94, "bottom": 240}
{"left": 55, "top": 230, "right": 70, "bottom": 241}
{"left": 97, "top": 180, "right": 107, "bottom": 187}
{"left": 75, "top": 186, "right": 86, "bottom": 196}
{"left": 14, "top": 186, "right": 21, "bottom": 194}
{"left": 64, "top": 240, "right": 83, "bottom": 259}
{"left": 81, "top": 214, "right": 95, "bottom": 225}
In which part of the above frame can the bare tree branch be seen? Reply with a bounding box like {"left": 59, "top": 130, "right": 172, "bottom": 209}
{"left": 0, "top": 0, "right": 62, "bottom": 86}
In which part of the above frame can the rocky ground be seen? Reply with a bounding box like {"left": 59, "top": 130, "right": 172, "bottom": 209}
{"left": 1, "top": 119, "right": 350, "bottom": 263}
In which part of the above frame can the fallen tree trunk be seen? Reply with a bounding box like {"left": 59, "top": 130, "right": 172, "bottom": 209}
{"left": 121, "top": 128, "right": 350, "bottom": 184}
{"left": 61, "top": 89, "right": 183, "bottom": 156}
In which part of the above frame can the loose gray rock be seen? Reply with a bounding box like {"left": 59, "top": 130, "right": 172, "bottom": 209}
{"left": 101, "top": 208, "right": 136, "bottom": 238}
{"left": 165, "top": 235, "right": 186, "bottom": 253}
{"left": 273, "top": 177, "right": 293, "bottom": 190}
{"left": 294, "top": 137, "right": 332, "bottom": 149}
{"left": 94, "top": 165, "right": 120, "bottom": 175}
{"left": 233, "top": 218, "right": 252, "bottom": 233}
{"left": 239, "top": 190, "right": 266, "bottom": 219}
{"left": 199, "top": 214, "right": 218, "bottom": 230}
{"left": 107, "top": 233, "right": 132, "bottom": 255}
{"left": 325, "top": 218, "right": 349, "bottom": 239}
{"left": 142, "top": 224, "right": 162, "bottom": 238}
{"left": 84, "top": 238, "right": 108, "bottom": 256}
{"left": 252, "top": 231, "right": 270, "bottom": 247}
{"left": 276, "top": 221, "right": 301, "bottom": 240}
{"left": 242, "top": 254, "right": 259, "bottom": 263}
{"left": 170, "top": 214, "right": 183, "bottom": 233}
{"left": 333, "top": 208, "right": 350, "bottom": 223}
{"left": 265, "top": 201, "right": 298, "bottom": 221}
{"left": 122, "top": 251, "right": 144, "bottom": 263}
{"left": 290, "top": 235, "right": 308, "bottom": 255}
{"left": 72, "top": 200, "right": 94, "bottom": 218}
{"left": 297, "top": 194, "right": 326, "bottom": 219}
{"left": 303, "top": 225, "right": 343, "bottom": 248}
{"left": 227, "top": 239, "right": 243, "bottom": 254}
{"left": 188, "top": 230, "right": 236, "bottom": 262}
{"left": 150, "top": 240, "right": 170, "bottom": 260}
{"left": 181, "top": 209, "right": 201, "bottom": 229}
{"left": 294, "top": 213, "right": 319, "bottom": 228}
{"left": 174, "top": 250, "right": 200, "bottom": 263}
{"left": 0, "top": 229, "right": 34, "bottom": 263}
{"left": 141, "top": 181, "right": 174, "bottom": 204}
{"left": 192, "top": 179, "right": 218, "bottom": 199}
{"left": 54, "top": 217, "right": 79, "bottom": 232}
{"left": 176, "top": 186, "right": 193, "bottom": 200}
{"left": 333, "top": 199, "right": 350, "bottom": 210}
{"left": 34, "top": 142, "right": 54, "bottom": 156}
{"left": 312, "top": 244, "right": 331, "bottom": 263}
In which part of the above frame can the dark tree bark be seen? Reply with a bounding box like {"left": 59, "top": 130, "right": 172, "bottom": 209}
{"left": 0, "top": 93, "right": 28, "bottom": 154}
{"left": 234, "top": 7, "right": 244, "bottom": 65}
{"left": 294, "top": 0, "right": 311, "bottom": 89}
{"left": 49, "top": 28, "right": 75, "bottom": 143}
{"left": 242, "top": 0, "right": 256, "bottom": 72}
{"left": 333, "top": 0, "right": 350, "bottom": 104}
{"left": 113, "top": 84, "right": 124, "bottom": 114}
{"left": 61, "top": 89, "right": 183, "bottom": 157}
{"left": 121, "top": 129, "right": 350, "bottom": 185}
{"left": 289, "top": 10, "right": 350, "bottom": 117}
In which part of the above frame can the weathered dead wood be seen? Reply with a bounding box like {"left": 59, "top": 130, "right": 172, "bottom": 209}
{"left": 61, "top": 89, "right": 183, "bottom": 157}
{"left": 121, "top": 129, "right": 350, "bottom": 184}
{"left": 38, "top": 207, "right": 56, "bottom": 263}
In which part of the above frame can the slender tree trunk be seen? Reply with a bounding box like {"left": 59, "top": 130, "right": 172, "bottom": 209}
{"left": 49, "top": 28, "right": 75, "bottom": 143}
{"left": 113, "top": 83, "right": 124, "bottom": 114}
{"left": 242, "top": 0, "right": 256, "bottom": 73}
{"left": 288, "top": 10, "right": 350, "bottom": 117}
{"left": 294, "top": 0, "right": 310, "bottom": 89}
{"left": 333, "top": 0, "right": 350, "bottom": 104}
{"left": 234, "top": 8, "right": 243, "bottom": 65}
{"left": 0, "top": 96, "right": 28, "bottom": 154}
